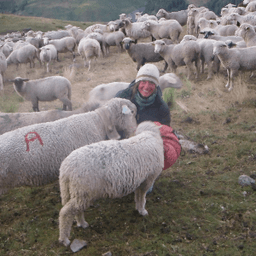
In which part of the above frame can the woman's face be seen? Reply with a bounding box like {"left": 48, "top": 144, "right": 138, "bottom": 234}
{"left": 138, "top": 81, "right": 156, "bottom": 98}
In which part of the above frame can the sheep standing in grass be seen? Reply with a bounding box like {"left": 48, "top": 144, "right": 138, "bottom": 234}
{"left": 39, "top": 44, "right": 57, "bottom": 73}
{"left": 213, "top": 41, "right": 256, "bottom": 90}
{"left": 77, "top": 37, "right": 101, "bottom": 71}
{"left": 10, "top": 76, "right": 72, "bottom": 111}
{"left": 235, "top": 23, "right": 256, "bottom": 46}
{"left": 6, "top": 44, "right": 40, "bottom": 69}
{"left": 102, "top": 30, "right": 125, "bottom": 55}
{"left": 0, "top": 98, "right": 137, "bottom": 195}
{"left": 58, "top": 121, "right": 164, "bottom": 246}
{"left": 153, "top": 39, "right": 200, "bottom": 80}
{"left": 0, "top": 101, "right": 101, "bottom": 135}
{"left": 122, "top": 37, "right": 168, "bottom": 71}
{"left": 47, "top": 36, "right": 76, "bottom": 61}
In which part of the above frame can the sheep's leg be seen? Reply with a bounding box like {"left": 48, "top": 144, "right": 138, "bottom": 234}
{"left": 88, "top": 60, "right": 91, "bottom": 71}
{"left": 46, "top": 62, "right": 49, "bottom": 73}
{"left": 225, "top": 69, "right": 230, "bottom": 89}
{"left": 32, "top": 100, "right": 39, "bottom": 112}
{"left": 206, "top": 61, "right": 213, "bottom": 80}
{"left": 59, "top": 199, "right": 79, "bottom": 247}
{"left": 228, "top": 69, "right": 237, "bottom": 91}
{"left": 201, "top": 59, "right": 205, "bottom": 74}
{"left": 162, "top": 61, "right": 168, "bottom": 73}
{"left": 75, "top": 212, "right": 89, "bottom": 228}
{"left": 61, "top": 99, "right": 72, "bottom": 111}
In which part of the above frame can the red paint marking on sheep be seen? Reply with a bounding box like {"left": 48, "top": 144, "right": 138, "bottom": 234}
{"left": 25, "top": 132, "right": 43, "bottom": 152}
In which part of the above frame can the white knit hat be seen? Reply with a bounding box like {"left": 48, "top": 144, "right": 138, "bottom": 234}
{"left": 135, "top": 64, "right": 160, "bottom": 86}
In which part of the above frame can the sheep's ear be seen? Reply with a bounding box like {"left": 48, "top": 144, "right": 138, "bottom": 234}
{"left": 199, "top": 31, "right": 206, "bottom": 34}
{"left": 122, "top": 105, "right": 131, "bottom": 115}
{"left": 246, "top": 26, "right": 250, "bottom": 30}
{"left": 22, "top": 78, "right": 29, "bottom": 82}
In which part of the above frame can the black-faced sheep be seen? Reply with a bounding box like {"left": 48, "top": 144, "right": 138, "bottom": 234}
{"left": 0, "top": 98, "right": 137, "bottom": 196}
{"left": 10, "top": 76, "right": 72, "bottom": 111}
{"left": 58, "top": 121, "right": 164, "bottom": 246}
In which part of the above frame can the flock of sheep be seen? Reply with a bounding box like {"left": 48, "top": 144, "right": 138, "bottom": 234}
{"left": 0, "top": 0, "right": 256, "bottom": 249}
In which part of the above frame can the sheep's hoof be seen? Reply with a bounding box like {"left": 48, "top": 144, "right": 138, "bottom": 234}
{"left": 77, "top": 221, "right": 89, "bottom": 229}
{"left": 139, "top": 209, "right": 148, "bottom": 216}
{"left": 59, "top": 237, "right": 71, "bottom": 247}
{"left": 225, "top": 83, "right": 229, "bottom": 88}
{"left": 228, "top": 87, "right": 233, "bottom": 92}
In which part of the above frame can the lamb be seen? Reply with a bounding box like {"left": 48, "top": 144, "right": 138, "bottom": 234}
{"left": 6, "top": 44, "right": 40, "bottom": 69}
{"left": 88, "top": 73, "right": 183, "bottom": 104}
{"left": 0, "top": 98, "right": 137, "bottom": 196}
{"left": 10, "top": 76, "right": 72, "bottom": 111}
{"left": 47, "top": 36, "right": 76, "bottom": 61}
{"left": 58, "top": 121, "right": 164, "bottom": 246}
{"left": 156, "top": 8, "right": 188, "bottom": 26}
{"left": 77, "top": 37, "right": 101, "bottom": 71}
{"left": 142, "top": 19, "right": 182, "bottom": 43}
{"left": 39, "top": 44, "right": 57, "bottom": 73}
{"left": 122, "top": 37, "right": 168, "bottom": 71}
{"left": 153, "top": 39, "right": 200, "bottom": 80}
{"left": 0, "top": 101, "right": 101, "bottom": 135}
{"left": 0, "top": 51, "right": 7, "bottom": 90}
{"left": 235, "top": 23, "right": 256, "bottom": 46}
{"left": 213, "top": 41, "right": 256, "bottom": 90}
{"left": 121, "top": 18, "right": 152, "bottom": 43}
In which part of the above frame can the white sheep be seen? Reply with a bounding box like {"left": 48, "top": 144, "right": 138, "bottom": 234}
{"left": 153, "top": 39, "right": 200, "bottom": 80}
{"left": 0, "top": 98, "right": 137, "bottom": 196}
{"left": 121, "top": 18, "right": 152, "bottom": 43}
{"left": 122, "top": 37, "right": 168, "bottom": 71}
{"left": 44, "top": 30, "right": 71, "bottom": 40}
{"left": 101, "top": 31, "right": 125, "bottom": 55}
{"left": 135, "top": 12, "right": 158, "bottom": 22}
{"left": 142, "top": 19, "right": 182, "bottom": 43}
{"left": 213, "top": 41, "right": 256, "bottom": 90}
{"left": 0, "top": 101, "right": 101, "bottom": 135}
{"left": 156, "top": 8, "right": 188, "bottom": 26}
{"left": 77, "top": 37, "right": 101, "bottom": 71}
{"left": 87, "top": 73, "right": 183, "bottom": 104}
{"left": 47, "top": 36, "right": 76, "bottom": 61}
{"left": 245, "top": 0, "right": 256, "bottom": 12}
{"left": 6, "top": 44, "right": 40, "bottom": 69}
{"left": 10, "top": 76, "right": 72, "bottom": 111}
{"left": 58, "top": 121, "right": 164, "bottom": 246}
{"left": 0, "top": 43, "right": 13, "bottom": 58}
{"left": 235, "top": 23, "right": 256, "bottom": 46}
{"left": 202, "top": 30, "right": 244, "bottom": 43}
{"left": 39, "top": 44, "right": 57, "bottom": 73}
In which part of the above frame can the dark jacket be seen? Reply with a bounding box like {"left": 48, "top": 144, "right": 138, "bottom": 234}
{"left": 115, "top": 80, "right": 171, "bottom": 126}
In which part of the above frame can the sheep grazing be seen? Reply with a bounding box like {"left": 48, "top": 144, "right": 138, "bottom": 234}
{"left": 39, "top": 44, "right": 57, "bottom": 73}
{"left": 58, "top": 121, "right": 164, "bottom": 246}
{"left": 122, "top": 37, "right": 168, "bottom": 71}
{"left": 153, "top": 39, "right": 200, "bottom": 80}
{"left": 88, "top": 73, "right": 183, "bottom": 104}
{"left": 0, "top": 101, "right": 101, "bottom": 135}
{"left": 77, "top": 37, "right": 101, "bottom": 71}
{"left": 213, "top": 41, "right": 256, "bottom": 90}
{"left": 142, "top": 19, "right": 182, "bottom": 43}
{"left": 47, "top": 36, "right": 76, "bottom": 61}
{"left": 6, "top": 44, "right": 40, "bottom": 69}
{"left": 156, "top": 8, "right": 188, "bottom": 26}
{"left": 0, "top": 98, "right": 137, "bottom": 196}
{"left": 10, "top": 76, "right": 72, "bottom": 111}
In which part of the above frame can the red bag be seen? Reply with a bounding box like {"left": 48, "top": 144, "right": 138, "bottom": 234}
{"left": 154, "top": 122, "right": 181, "bottom": 170}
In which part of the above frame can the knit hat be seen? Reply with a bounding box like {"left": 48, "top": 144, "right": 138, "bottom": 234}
{"left": 135, "top": 64, "right": 160, "bottom": 86}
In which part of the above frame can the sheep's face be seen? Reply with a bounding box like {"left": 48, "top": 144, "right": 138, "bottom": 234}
{"left": 238, "top": 24, "right": 253, "bottom": 38}
{"left": 122, "top": 38, "right": 135, "bottom": 50}
{"left": 156, "top": 9, "right": 165, "bottom": 18}
{"left": 154, "top": 40, "right": 165, "bottom": 54}
{"left": 213, "top": 42, "right": 227, "bottom": 55}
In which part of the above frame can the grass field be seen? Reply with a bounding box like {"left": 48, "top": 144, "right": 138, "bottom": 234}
{"left": 0, "top": 14, "right": 256, "bottom": 256}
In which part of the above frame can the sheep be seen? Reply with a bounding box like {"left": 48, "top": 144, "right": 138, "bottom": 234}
{"left": 210, "top": 23, "right": 238, "bottom": 36}
{"left": 44, "top": 30, "right": 71, "bottom": 40}
{"left": 202, "top": 30, "right": 244, "bottom": 43}
{"left": 10, "top": 76, "right": 72, "bottom": 111}
{"left": 39, "top": 44, "right": 57, "bottom": 73}
{"left": 85, "top": 31, "right": 105, "bottom": 56}
{"left": 0, "top": 101, "right": 101, "bottom": 135}
{"left": 142, "top": 19, "right": 182, "bottom": 43}
{"left": 47, "top": 36, "right": 76, "bottom": 61}
{"left": 235, "top": 23, "right": 256, "bottom": 46}
{"left": 88, "top": 73, "right": 183, "bottom": 104}
{"left": 121, "top": 18, "right": 152, "bottom": 43}
{"left": 25, "top": 36, "right": 44, "bottom": 49}
{"left": 6, "top": 44, "right": 40, "bottom": 69}
{"left": 245, "top": 0, "right": 256, "bottom": 11}
{"left": 0, "top": 98, "right": 137, "bottom": 196}
{"left": 153, "top": 39, "right": 200, "bottom": 80}
{"left": 227, "top": 13, "right": 256, "bottom": 26}
{"left": 58, "top": 121, "right": 164, "bottom": 246}
{"left": 0, "top": 43, "right": 13, "bottom": 58}
{"left": 0, "top": 51, "right": 7, "bottom": 90}
{"left": 77, "top": 37, "right": 101, "bottom": 71}
{"left": 135, "top": 12, "right": 158, "bottom": 22}
{"left": 107, "top": 20, "right": 124, "bottom": 32}
{"left": 156, "top": 8, "right": 188, "bottom": 26}
{"left": 101, "top": 30, "right": 125, "bottom": 55}
{"left": 122, "top": 37, "right": 168, "bottom": 71}
{"left": 213, "top": 41, "right": 256, "bottom": 90}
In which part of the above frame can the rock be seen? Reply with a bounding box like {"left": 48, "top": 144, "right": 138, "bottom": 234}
{"left": 102, "top": 252, "right": 112, "bottom": 256}
{"left": 70, "top": 239, "right": 87, "bottom": 253}
{"left": 238, "top": 175, "right": 256, "bottom": 187}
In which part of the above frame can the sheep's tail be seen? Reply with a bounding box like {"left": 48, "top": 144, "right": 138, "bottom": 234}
{"left": 59, "top": 168, "right": 71, "bottom": 206}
